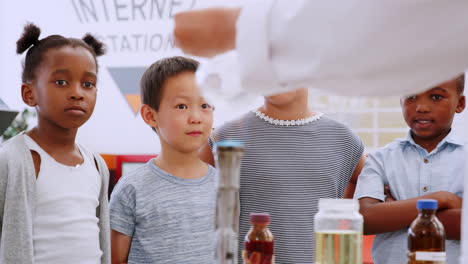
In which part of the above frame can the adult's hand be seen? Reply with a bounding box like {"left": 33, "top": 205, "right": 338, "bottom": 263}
{"left": 174, "top": 8, "right": 241, "bottom": 57}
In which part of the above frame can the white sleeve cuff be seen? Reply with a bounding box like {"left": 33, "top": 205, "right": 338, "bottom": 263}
{"left": 236, "top": 0, "right": 282, "bottom": 96}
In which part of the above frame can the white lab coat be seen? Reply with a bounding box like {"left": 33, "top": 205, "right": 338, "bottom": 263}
{"left": 234, "top": 1, "right": 468, "bottom": 263}
{"left": 236, "top": 0, "right": 468, "bottom": 97}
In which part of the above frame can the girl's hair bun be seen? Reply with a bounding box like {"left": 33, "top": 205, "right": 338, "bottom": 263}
{"left": 82, "top": 33, "right": 106, "bottom": 56}
{"left": 16, "top": 23, "right": 41, "bottom": 54}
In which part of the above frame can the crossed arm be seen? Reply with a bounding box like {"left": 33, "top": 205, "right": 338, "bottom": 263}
{"left": 359, "top": 192, "right": 462, "bottom": 240}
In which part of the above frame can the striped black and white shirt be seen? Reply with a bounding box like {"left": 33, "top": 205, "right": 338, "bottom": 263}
{"left": 209, "top": 111, "right": 363, "bottom": 264}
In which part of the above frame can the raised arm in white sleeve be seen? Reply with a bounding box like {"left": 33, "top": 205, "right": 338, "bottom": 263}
{"left": 236, "top": 0, "right": 468, "bottom": 97}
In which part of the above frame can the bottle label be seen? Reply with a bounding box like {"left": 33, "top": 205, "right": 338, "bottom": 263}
{"left": 415, "top": 251, "right": 446, "bottom": 261}
{"left": 242, "top": 250, "right": 275, "bottom": 264}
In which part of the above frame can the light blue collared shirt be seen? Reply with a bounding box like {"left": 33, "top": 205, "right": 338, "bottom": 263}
{"left": 354, "top": 131, "right": 465, "bottom": 264}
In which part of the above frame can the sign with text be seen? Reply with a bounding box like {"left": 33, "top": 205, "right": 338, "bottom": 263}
{"left": 0, "top": 0, "right": 249, "bottom": 154}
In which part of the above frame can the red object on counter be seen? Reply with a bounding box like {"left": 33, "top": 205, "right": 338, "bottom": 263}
{"left": 243, "top": 213, "right": 274, "bottom": 264}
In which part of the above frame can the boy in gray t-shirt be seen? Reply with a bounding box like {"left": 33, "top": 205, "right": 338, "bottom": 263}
{"left": 109, "top": 56, "right": 216, "bottom": 264}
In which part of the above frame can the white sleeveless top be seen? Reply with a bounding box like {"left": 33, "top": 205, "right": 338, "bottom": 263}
{"left": 24, "top": 135, "right": 102, "bottom": 264}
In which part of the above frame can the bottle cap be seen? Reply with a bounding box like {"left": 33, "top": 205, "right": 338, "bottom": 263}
{"left": 216, "top": 140, "right": 244, "bottom": 152}
{"left": 417, "top": 199, "right": 438, "bottom": 210}
{"left": 250, "top": 213, "right": 270, "bottom": 224}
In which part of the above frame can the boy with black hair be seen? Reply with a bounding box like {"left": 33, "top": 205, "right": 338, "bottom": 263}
{"left": 355, "top": 74, "right": 466, "bottom": 264}
{"left": 110, "top": 56, "right": 216, "bottom": 264}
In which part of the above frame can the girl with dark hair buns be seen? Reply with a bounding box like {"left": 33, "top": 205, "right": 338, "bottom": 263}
{"left": 0, "top": 23, "right": 111, "bottom": 264}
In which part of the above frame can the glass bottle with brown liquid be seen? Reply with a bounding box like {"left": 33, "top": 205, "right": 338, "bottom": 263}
{"left": 408, "top": 199, "right": 446, "bottom": 264}
{"left": 242, "top": 213, "right": 274, "bottom": 264}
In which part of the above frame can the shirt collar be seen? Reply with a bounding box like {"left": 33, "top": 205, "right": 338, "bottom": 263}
{"left": 399, "top": 130, "right": 464, "bottom": 149}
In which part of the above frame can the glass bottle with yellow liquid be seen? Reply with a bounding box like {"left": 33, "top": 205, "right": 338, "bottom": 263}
{"left": 314, "top": 199, "right": 363, "bottom": 264}
{"left": 407, "top": 199, "right": 446, "bottom": 264}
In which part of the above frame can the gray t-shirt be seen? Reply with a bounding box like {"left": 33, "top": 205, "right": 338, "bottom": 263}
{"left": 109, "top": 159, "right": 216, "bottom": 264}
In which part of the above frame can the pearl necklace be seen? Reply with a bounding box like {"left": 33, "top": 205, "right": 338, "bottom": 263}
{"left": 253, "top": 110, "right": 324, "bottom": 126}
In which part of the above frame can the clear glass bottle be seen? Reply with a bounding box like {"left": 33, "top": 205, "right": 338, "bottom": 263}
{"left": 314, "top": 199, "right": 363, "bottom": 264}
{"left": 407, "top": 199, "right": 446, "bottom": 264}
{"left": 243, "top": 213, "right": 274, "bottom": 264}
{"left": 214, "top": 141, "right": 244, "bottom": 264}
